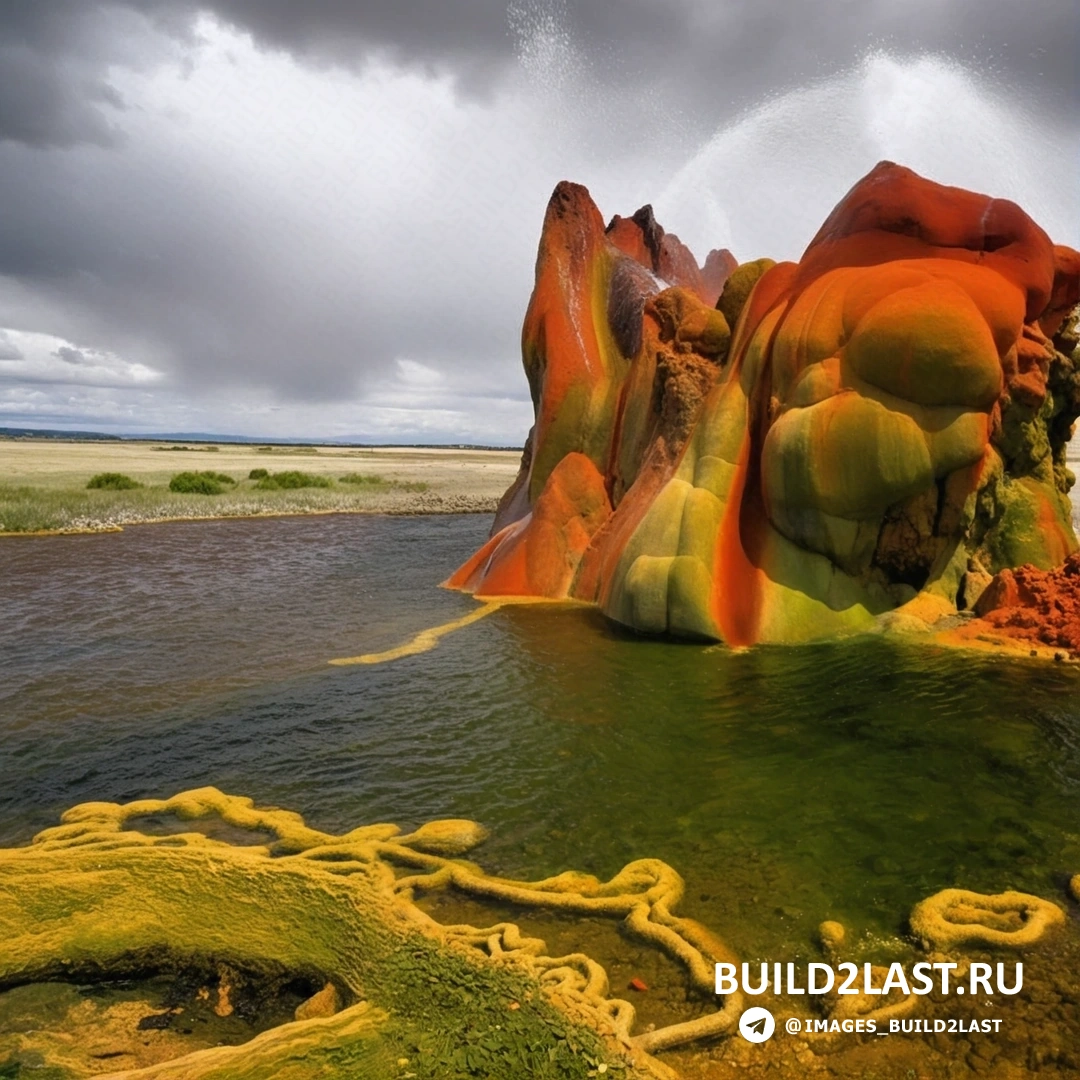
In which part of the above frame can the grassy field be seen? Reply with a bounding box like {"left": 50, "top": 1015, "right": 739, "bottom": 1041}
{"left": 0, "top": 440, "right": 521, "bottom": 534}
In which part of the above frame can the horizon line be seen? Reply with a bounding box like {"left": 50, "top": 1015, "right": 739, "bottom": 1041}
{"left": 0, "top": 425, "right": 524, "bottom": 451}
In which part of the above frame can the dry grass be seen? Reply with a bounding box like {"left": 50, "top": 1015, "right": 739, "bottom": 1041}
{"left": 0, "top": 439, "right": 521, "bottom": 533}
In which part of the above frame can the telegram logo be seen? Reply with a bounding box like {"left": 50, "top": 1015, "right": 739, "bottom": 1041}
{"left": 739, "top": 1005, "right": 775, "bottom": 1043}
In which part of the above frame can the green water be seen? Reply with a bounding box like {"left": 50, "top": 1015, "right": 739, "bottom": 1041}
{"left": 2, "top": 514, "right": 1079, "bottom": 965}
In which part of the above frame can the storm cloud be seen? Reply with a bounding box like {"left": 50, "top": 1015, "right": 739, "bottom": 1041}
{"left": 0, "top": 1, "right": 1076, "bottom": 441}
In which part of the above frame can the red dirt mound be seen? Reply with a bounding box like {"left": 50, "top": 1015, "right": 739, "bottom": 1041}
{"left": 973, "top": 552, "right": 1080, "bottom": 656}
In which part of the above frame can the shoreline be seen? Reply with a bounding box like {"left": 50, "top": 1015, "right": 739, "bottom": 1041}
{"left": 0, "top": 494, "right": 500, "bottom": 538}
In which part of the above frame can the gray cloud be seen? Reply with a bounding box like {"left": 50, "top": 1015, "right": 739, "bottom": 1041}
{"left": 0, "top": 1, "right": 1075, "bottom": 440}
{"left": 0, "top": 330, "right": 22, "bottom": 361}
{"left": 2, "top": 1, "right": 1076, "bottom": 148}
{"left": 193, "top": 0, "right": 1080, "bottom": 123}
{"left": 0, "top": 3, "right": 192, "bottom": 148}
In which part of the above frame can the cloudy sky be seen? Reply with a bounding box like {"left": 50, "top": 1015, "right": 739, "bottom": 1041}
{"left": 0, "top": 1, "right": 1076, "bottom": 443}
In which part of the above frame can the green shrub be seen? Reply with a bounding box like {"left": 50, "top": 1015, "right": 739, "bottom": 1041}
{"left": 338, "top": 473, "right": 428, "bottom": 493}
{"left": 249, "top": 468, "right": 269, "bottom": 480}
{"left": 169, "top": 470, "right": 236, "bottom": 495}
{"left": 86, "top": 472, "right": 142, "bottom": 491}
{"left": 254, "top": 470, "right": 332, "bottom": 490}
{"left": 339, "top": 472, "right": 388, "bottom": 485}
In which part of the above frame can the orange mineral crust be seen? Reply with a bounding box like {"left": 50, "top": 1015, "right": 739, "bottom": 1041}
{"left": 450, "top": 162, "right": 1080, "bottom": 646}
{"left": 961, "top": 553, "right": 1080, "bottom": 658}
{"left": 447, "top": 452, "right": 611, "bottom": 599}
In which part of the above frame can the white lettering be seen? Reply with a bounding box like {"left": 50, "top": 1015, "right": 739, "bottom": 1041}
{"left": 997, "top": 962, "right": 1022, "bottom": 995}
{"left": 742, "top": 962, "right": 769, "bottom": 995}
{"left": 969, "top": 962, "right": 992, "bottom": 996}
{"left": 808, "top": 962, "right": 834, "bottom": 994}
{"left": 932, "top": 962, "right": 958, "bottom": 994}
{"left": 880, "top": 962, "right": 910, "bottom": 996}
{"left": 911, "top": 962, "right": 934, "bottom": 994}
{"left": 714, "top": 963, "right": 737, "bottom": 995}
{"left": 837, "top": 962, "right": 859, "bottom": 994}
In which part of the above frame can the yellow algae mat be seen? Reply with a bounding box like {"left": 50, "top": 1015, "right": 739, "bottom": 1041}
{"left": 328, "top": 597, "right": 589, "bottom": 666}
{"left": 0, "top": 788, "right": 737, "bottom": 1079}
{"left": 2, "top": 788, "right": 1074, "bottom": 1079}
{"left": 329, "top": 602, "right": 507, "bottom": 665}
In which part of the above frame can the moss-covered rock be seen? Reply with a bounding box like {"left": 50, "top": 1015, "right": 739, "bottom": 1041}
{"left": 716, "top": 258, "right": 776, "bottom": 333}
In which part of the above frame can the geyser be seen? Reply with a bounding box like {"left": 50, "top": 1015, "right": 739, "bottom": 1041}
{"left": 653, "top": 52, "right": 1079, "bottom": 265}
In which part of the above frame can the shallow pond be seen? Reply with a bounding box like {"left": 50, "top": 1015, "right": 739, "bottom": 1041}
{"left": 2, "top": 513, "right": 1079, "bottom": 969}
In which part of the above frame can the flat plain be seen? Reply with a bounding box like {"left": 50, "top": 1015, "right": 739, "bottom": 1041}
{"left": 0, "top": 439, "right": 522, "bottom": 533}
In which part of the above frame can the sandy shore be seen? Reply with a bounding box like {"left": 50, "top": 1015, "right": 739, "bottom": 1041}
{"left": 0, "top": 438, "right": 521, "bottom": 534}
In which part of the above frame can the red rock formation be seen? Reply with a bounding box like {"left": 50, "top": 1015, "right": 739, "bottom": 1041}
{"left": 606, "top": 204, "right": 735, "bottom": 306}
{"left": 701, "top": 248, "right": 739, "bottom": 307}
{"left": 451, "top": 452, "right": 611, "bottom": 598}
{"left": 971, "top": 553, "right": 1080, "bottom": 656}
{"left": 449, "top": 163, "right": 1080, "bottom": 646}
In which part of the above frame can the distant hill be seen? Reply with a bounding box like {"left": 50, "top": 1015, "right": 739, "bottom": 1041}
{"left": 0, "top": 426, "right": 122, "bottom": 441}
{"left": 0, "top": 426, "right": 522, "bottom": 451}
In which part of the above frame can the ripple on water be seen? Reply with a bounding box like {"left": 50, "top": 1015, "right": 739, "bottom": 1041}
{"left": 2, "top": 514, "right": 1079, "bottom": 960}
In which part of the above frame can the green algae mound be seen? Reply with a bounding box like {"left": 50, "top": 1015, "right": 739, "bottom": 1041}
{"left": 0, "top": 788, "right": 740, "bottom": 1080}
